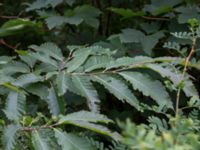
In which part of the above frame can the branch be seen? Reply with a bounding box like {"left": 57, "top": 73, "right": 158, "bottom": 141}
{"left": 142, "top": 16, "right": 170, "bottom": 21}
{"left": 175, "top": 34, "right": 196, "bottom": 118}
{"left": 0, "top": 39, "right": 20, "bottom": 50}
{"left": 0, "top": 15, "right": 32, "bottom": 19}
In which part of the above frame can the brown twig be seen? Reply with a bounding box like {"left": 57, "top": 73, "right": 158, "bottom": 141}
{"left": 21, "top": 122, "right": 61, "bottom": 133}
{"left": 0, "top": 15, "right": 32, "bottom": 19}
{"left": 175, "top": 33, "right": 196, "bottom": 118}
{"left": 142, "top": 16, "right": 170, "bottom": 21}
{"left": 0, "top": 39, "right": 20, "bottom": 50}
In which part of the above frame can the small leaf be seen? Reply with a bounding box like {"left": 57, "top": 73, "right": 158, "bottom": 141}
{"left": 119, "top": 72, "right": 172, "bottom": 109}
{"left": 46, "top": 87, "right": 65, "bottom": 116}
{"left": 2, "top": 124, "right": 21, "bottom": 150}
{"left": 32, "top": 130, "right": 51, "bottom": 150}
{"left": 58, "top": 111, "right": 112, "bottom": 124}
{"left": 56, "top": 71, "right": 69, "bottom": 96}
{"left": 92, "top": 75, "right": 140, "bottom": 110}
{"left": 4, "top": 92, "right": 26, "bottom": 121}
{"left": 54, "top": 129, "right": 96, "bottom": 150}
{"left": 13, "top": 73, "right": 43, "bottom": 87}
{"left": 72, "top": 76, "right": 100, "bottom": 113}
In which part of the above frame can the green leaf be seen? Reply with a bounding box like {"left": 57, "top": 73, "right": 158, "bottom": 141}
{"left": 92, "top": 75, "right": 140, "bottom": 110}
{"left": 72, "top": 76, "right": 100, "bottom": 113}
{"left": 29, "top": 43, "right": 63, "bottom": 61}
{"left": 54, "top": 129, "right": 96, "bottom": 150}
{"left": 0, "top": 56, "right": 13, "bottom": 65}
{"left": 0, "top": 19, "right": 42, "bottom": 37}
{"left": 2, "top": 124, "right": 21, "bottom": 150}
{"left": 56, "top": 71, "right": 69, "bottom": 96}
{"left": 84, "top": 55, "right": 113, "bottom": 72}
{"left": 32, "top": 130, "right": 51, "bottom": 150}
{"left": 0, "top": 73, "right": 15, "bottom": 85}
{"left": 45, "top": 5, "right": 101, "bottom": 29}
{"left": 30, "top": 52, "right": 58, "bottom": 68}
{"left": 66, "top": 0, "right": 76, "bottom": 6}
{"left": 45, "top": 16, "right": 83, "bottom": 29}
{"left": 26, "top": 0, "right": 63, "bottom": 11}
{"left": 58, "top": 111, "right": 120, "bottom": 140}
{"left": 46, "top": 87, "right": 65, "bottom": 116}
{"left": 141, "top": 31, "right": 165, "bottom": 55}
{"left": 4, "top": 92, "right": 26, "bottom": 121}
{"left": 119, "top": 29, "right": 164, "bottom": 55}
{"left": 73, "top": 5, "right": 101, "bottom": 28}
{"left": 19, "top": 54, "right": 37, "bottom": 68}
{"left": 66, "top": 48, "right": 91, "bottom": 72}
{"left": 3, "top": 61, "right": 30, "bottom": 74}
{"left": 119, "top": 72, "right": 172, "bottom": 109}
{"left": 63, "top": 121, "right": 121, "bottom": 141}
{"left": 58, "top": 111, "right": 112, "bottom": 124}
{"left": 13, "top": 73, "right": 43, "bottom": 87}
{"left": 119, "top": 28, "right": 145, "bottom": 43}
{"left": 145, "top": 64, "right": 199, "bottom": 98}
{"left": 106, "top": 56, "right": 152, "bottom": 70}
{"left": 56, "top": 73, "right": 80, "bottom": 96}
{"left": 144, "top": 0, "right": 181, "bottom": 15}
{"left": 25, "top": 83, "right": 49, "bottom": 99}
{"left": 109, "top": 7, "right": 145, "bottom": 19}
{"left": 175, "top": 6, "right": 200, "bottom": 24}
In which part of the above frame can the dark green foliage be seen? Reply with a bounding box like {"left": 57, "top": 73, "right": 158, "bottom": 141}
{"left": 1, "top": 0, "right": 200, "bottom": 149}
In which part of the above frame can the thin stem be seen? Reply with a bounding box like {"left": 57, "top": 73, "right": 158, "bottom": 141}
{"left": 179, "top": 105, "right": 199, "bottom": 111}
{"left": 175, "top": 34, "right": 196, "bottom": 118}
{"left": 21, "top": 122, "right": 61, "bottom": 132}
{"left": 142, "top": 16, "right": 170, "bottom": 21}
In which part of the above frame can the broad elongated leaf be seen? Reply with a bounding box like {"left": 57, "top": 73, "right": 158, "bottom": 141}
{"left": 30, "top": 43, "right": 64, "bottom": 61}
{"left": 72, "top": 76, "right": 100, "bottom": 113}
{"left": 66, "top": 49, "right": 91, "bottom": 72}
{"left": 73, "top": 5, "right": 101, "bottom": 28}
{"left": 109, "top": 7, "right": 145, "bottom": 19}
{"left": 0, "top": 19, "right": 41, "bottom": 37}
{"left": 19, "top": 54, "right": 37, "bottom": 68}
{"left": 25, "top": 83, "right": 49, "bottom": 99}
{"left": 58, "top": 111, "right": 120, "bottom": 140}
{"left": 119, "top": 28, "right": 145, "bottom": 43}
{"left": 3, "top": 61, "right": 30, "bottom": 74}
{"left": 13, "top": 73, "right": 43, "bottom": 87}
{"left": 58, "top": 111, "right": 112, "bottom": 124}
{"left": 56, "top": 71, "right": 69, "bottom": 96}
{"left": 2, "top": 124, "right": 21, "bottom": 150}
{"left": 84, "top": 55, "right": 112, "bottom": 72}
{"left": 0, "top": 73, "right": 14, "bottom": 85}
{"left": 36, "top": 62, "right": 58, "bottom": 72}
{"left": 45, "top": 5, "right": 100, "bottom": 29}
{"left": 4, "top": 92, "right": 26, "bottom": 121}
{"left": 46, "top": 87, "right": 65, "bottom": 116}
{"left": 119, "top": 72, "right": 172, "bottom": 108}
{"left": 175, "top": 6, "right": 200, "bottom": 24}
{"left": 141, "top": 31, "right": 164, "bottom": 55}
{"left": 62, "top": 121, "right": 121, "bottom": 141}
{"left": 26, "top": 0, "right": 63, "bottom": 11}
{"left": 32, "top": 130, "right": 52, "bottom": 150}
{"left": 145, "top": 64, "right": 199, "bottom": 98}
{"left": 45, "top": 16, "right": 83, "bottom": 29}
{"left": 106, "top": 56, "right": 152, "bottom": 70}
{"left": 91, "top": 75, "right": 140, "bottom": 110}
{"left": 54, "top": 129, "right": 96, "bottom": 150}
{"left": 30, "top": 52, "right": 58, "bottom": 67}
{"left": 0, "top": 56, "right": 12, "bottom": 64}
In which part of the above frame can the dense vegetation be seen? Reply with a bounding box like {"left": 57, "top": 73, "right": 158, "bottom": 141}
{"left": 1, "top": 0, "right": 200, "bottom": 149}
